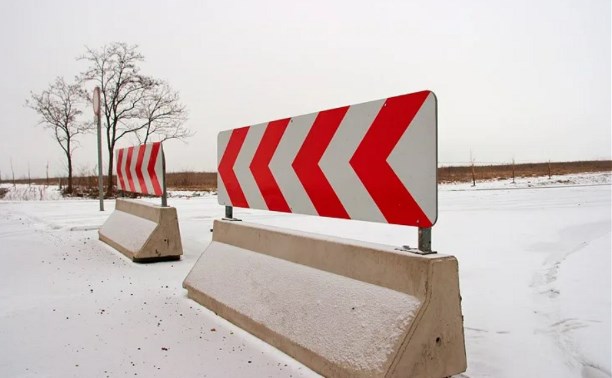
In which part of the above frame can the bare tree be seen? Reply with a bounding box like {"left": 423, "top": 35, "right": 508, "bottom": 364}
{"left": 10, "top": 158, "right": 15, "bottom": 187}
{"left": 135, "top": 81, "right": 191, "bottom": 144}
{"left": 26, "top": 77, "right": 88, "bottom": 193}
{"left": 78, "top": 42, "right": 191, "bottom": 194}
{"left": 78, "top": 43, "right": 154, "bottom": 193}
{"left": 548, "top": 160, "right": 552, "bottom": 179}
{"left": 469, "top": 150, "right": 476, "bottom": 187}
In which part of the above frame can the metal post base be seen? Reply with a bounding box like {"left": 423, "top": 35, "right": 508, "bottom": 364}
{"left": 395, "top": 227, "right": 436, "bottom": 255}
{"left": 222, "top": 206, "right": 242, "bottom": 222}
{"left": 395, "top": 245, "right": 437, "bottom": 255}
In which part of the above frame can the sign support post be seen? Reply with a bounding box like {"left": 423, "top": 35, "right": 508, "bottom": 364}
{"left": 161, "top": 152, "right": 168, "bottom": 207}
{"left": 93, "top": 86, "right": 104, "bottom": 212}
{"left": 418, "top": 227, "right": 433, "bottom": 254}
{"left": 222, "top": 206, "right": 241, "bottom": 221}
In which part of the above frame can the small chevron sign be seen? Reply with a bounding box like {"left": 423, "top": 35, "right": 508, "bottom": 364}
{"left": 115, "top": 142, "right": 165, "bottom": 197}
{"left": 217, "top": 90, "right": 437, "bottom": 227}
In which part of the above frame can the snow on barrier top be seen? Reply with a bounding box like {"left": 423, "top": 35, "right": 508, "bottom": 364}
{"left": 115, "top": 142, "right": 165, "bottom": 197}
{"left": 217, "top": 90, "right": 438, "bottom": 227}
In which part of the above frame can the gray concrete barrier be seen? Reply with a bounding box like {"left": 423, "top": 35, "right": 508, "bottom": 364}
{"left": 99, "top": 199, "right": 183, "bottom": 262}
{"left": 183, "top": 220, "right": 466, "bottom": 377}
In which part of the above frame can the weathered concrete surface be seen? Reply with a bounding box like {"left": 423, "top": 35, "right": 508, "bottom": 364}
{"left": 99, "top": 199, "right": 183, "bottom": 262}
{"left": 183, "top": 220, "right": 466, "bottom": 377}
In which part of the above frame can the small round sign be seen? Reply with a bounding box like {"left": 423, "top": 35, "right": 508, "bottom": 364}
{"left": 93, "top": 87, "right": 101, "bottom": 116}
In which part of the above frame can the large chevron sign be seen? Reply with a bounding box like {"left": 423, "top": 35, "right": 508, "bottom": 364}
{"left": 115, "top": 142, "right": 165, "bottom": 197}
{"left": 217, "top": 90, "right": 437, "bottom": 227}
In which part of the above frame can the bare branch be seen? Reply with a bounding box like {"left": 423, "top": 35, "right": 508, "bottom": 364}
{"left": 134, "top": 81, "right": 192, "bottom": 144}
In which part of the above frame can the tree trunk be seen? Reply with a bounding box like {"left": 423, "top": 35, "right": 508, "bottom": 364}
{"left": 66, "top": 139, "right": 73, "bottom": 193}
{"left": 106, "top": 147, "right": 114, "bottom": 196}
{"left": 548, "top": 161, "right": 552, "bottom": 179}
{"left": 67, "top": 157, "right": 73, "bottom": 193}
{"left": 106, "top": 117, "right": 115, "bottom": 196}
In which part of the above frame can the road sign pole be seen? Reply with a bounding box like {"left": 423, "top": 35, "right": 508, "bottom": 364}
{"left": 97, "top": 114, "right": 104, "bottom": 211}
{"left": 94, "top": 87, "right": 104, "bottom": 212}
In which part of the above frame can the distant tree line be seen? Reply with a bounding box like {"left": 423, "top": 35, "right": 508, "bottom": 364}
{"left": 26, "top": 42, "right": 192, "bottom": 194}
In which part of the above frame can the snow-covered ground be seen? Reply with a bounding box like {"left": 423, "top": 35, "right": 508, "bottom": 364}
{"left": 1, "top": 184, "right": 64, "bottom": 201}
{"left": 0, "top": 173, "right": 610, "bottom": 378}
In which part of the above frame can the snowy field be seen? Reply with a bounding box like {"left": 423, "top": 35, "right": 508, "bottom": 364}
{"left": 0, "top": 173, "right": 610, "bottom": 378}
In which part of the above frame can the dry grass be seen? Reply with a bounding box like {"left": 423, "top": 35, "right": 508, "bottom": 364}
{"left": 165, "top": 171, "right": 217, "bottom": 191}
{"left": 1, "top": 171, "right": 217, "bottom": 196}
{"left": 3, "top": 160, "right": 609, "bottom": 193}
{"left": 438, "top": 160, "right": 611, "bottom": 183}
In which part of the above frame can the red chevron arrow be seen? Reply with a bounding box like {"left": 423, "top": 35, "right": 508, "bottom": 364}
{"left": 116, "top": 148, "right": 127, "bottom": 191}
{"left": 147, "top": 142, "right": 162, "bottom": 196}
{"left": 218, "top": 127, "right": 249, "bottom": 207}
{"left": 350, "top": 91, "right": 431, "bottom": 227}
{"left": 136, "top": 145, "right": 148, "bottom": 194}
{"left": 125, "top": 146, "right": 136, "bottom": 192}
{"left": 292, "top": 106, "right": 350, "bottom": 219}
{"left": 250, "top": 119, "right": 291, "bottom": 212}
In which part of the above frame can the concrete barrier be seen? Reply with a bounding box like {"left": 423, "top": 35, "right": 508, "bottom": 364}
{"left": 183, "top": 220, "right": 466, "bottom": 377}
{"left": 99, "top": 199, "right": 183, "bottom": 262}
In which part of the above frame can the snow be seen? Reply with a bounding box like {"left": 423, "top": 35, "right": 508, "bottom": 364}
{"left": 99, "top": 210, "right": 157, "bottom": 252}
{"left": 167, "top": 190, "right": 216, "bottom": 199}
{"left": 556, "top": 235, "right": 611, "bottom": 377}
{"left": 441, "top": 171, "right": 611, "bottom": 191}
{"left": 188, "top": 241, "right": 421, "bottom": 375}
{"left": 0, "top": 173, "right": 610, "bottom": 377}
{"left": 1, "top": 184, "right": 63, "bottom": 201}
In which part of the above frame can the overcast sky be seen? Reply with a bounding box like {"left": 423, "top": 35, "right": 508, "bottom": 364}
{"left": 0, "top": 0, "right": 609, "bottom": 178}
